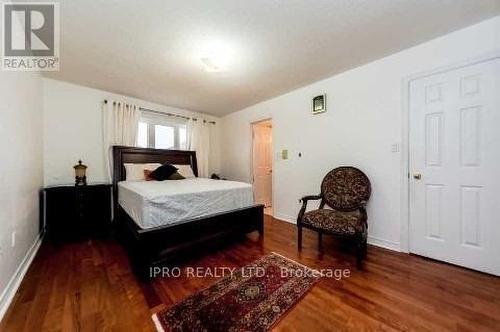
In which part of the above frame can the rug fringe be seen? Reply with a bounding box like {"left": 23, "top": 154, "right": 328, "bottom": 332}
{"left": 151, "top": 313, "right": 166, "bottom": 332}
{"left": 270, "top": 252, "right": 323, "bottom": 276}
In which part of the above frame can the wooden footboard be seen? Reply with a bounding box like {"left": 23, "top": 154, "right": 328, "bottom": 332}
{"left": 115, "top": 204, "right": 264, "bottom": 279}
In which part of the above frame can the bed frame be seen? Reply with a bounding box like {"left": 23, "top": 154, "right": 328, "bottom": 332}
{"left": 112, "top": 146, "right": 264, "bottom": 279}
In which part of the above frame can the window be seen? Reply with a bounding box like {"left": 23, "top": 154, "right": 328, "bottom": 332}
{"left": 136, "top": 115, "right": 188, "bottom": 150}
{"left": 155, "top": 125, "right": 175, "bottom": 149}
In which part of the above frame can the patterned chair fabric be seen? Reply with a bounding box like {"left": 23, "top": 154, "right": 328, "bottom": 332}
{"left": 297, "top": 166, "right": 371, "bottom": 268}
{"left": 302, "top": 209, "right": 365, "bottom": 235}
{"left": 321, "top": 167, "right": 371, "bottom": 211}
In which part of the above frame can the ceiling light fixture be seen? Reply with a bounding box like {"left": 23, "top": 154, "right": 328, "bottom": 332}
{"left": 200, "top": 57, "right": 221, "bottom": 72}
{"left": 199, "top": 40, "right": 233, "bottom": 72}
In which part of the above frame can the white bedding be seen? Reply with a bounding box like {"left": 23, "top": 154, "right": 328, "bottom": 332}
{"left": 118, "top": 178, "right": 254, "bottom": 229}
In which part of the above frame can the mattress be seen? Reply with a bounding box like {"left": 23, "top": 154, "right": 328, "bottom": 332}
{"left": 118, "top": 178, "right": 254, "bottom": 229}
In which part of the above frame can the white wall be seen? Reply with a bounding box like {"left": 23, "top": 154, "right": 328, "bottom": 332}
{"left": 43, "top": 79, "right": 221, "bottom": 186}
{"left": 0, "top": 71, "right": 44, "bottom": 316}
{"left": 220, "top": 16, "right": 500, "bottom": 251}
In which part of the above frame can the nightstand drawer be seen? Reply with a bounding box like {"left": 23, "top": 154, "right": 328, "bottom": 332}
{"left": 44, "top": 184, "right": 112, "bottom": 243}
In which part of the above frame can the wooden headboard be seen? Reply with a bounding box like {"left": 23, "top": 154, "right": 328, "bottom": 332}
{"left": 112, "top": 146, "right": 198, "bottom": 216}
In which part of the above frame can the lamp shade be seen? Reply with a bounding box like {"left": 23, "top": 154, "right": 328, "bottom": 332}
{"left": 73, "top": 160, "right": 87, "bottom": 185}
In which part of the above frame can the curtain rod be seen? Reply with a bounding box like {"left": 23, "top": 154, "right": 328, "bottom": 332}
{"left": 103, "top": 100, "right": 216, "bottom": 124}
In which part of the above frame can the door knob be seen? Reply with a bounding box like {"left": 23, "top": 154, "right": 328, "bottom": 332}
{"left": 413, "top": 173, "right": 422, "bottom": 180}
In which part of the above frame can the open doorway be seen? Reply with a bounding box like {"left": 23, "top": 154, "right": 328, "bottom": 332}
{"left": 251, "top": 119, "right": 273, "bottom": 216}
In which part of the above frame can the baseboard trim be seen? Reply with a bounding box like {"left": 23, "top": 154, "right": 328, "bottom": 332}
{"left": 272, "top": 212, "right": 296, "bottom": 224}
{"left": 0, "top": 234, "right": 43, "bottom": 322}
{"left": 368, "top": 236, "right": 400, "bottom": 252}
{"left": 272, "top": 213, "right": 400, "bottom": 252}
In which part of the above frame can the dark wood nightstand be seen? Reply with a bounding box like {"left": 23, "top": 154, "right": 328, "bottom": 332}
{"left": 43, "top": 184, "right": 112, "bottom": 243}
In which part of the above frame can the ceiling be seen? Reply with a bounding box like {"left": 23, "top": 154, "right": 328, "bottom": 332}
{"left": 44, "top": 0, "right": 500, "bottom": 116}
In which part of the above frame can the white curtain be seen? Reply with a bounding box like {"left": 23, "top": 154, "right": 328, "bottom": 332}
{"left": 187, "top": 118, "right": 211, "bottom": 178}
{"left": 103, "top": 100, "right": 140, "bottom": 180}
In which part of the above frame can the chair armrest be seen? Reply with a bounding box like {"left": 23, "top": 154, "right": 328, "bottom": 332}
{"left": 297, "top": 194, "right": 322, "bottom": 224}
{"left": 299, "top": 194, "right": 322, "bottom": 203}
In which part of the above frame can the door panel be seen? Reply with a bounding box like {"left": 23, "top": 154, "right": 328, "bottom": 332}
{"left": 409, "top": 58, "right": 500, "bottom": 275}
{"left": 425, "top": 184, "right": 443, "bottom": 240}
{"left": 460, "top": 186, "right": 481, "bottom": 248}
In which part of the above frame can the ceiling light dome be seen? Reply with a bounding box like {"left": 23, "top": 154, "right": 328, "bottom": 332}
{"left": 199, "top": 40, "right": 233, "bottom": 72}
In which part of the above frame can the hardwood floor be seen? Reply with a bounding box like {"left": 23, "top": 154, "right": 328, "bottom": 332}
{"left": 2, "top": 216, "right": 500, "bottom": 331}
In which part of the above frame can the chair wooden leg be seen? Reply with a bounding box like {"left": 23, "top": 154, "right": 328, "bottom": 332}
{"left": 363, "top": 238, "right": 368, "bottom": 259}
{"left": 297, "top": 225, "right": 302, "bottom": 250}
{"left": 318, "top": 232, "right": 323, "bottom": 253}
{"left": 356, "top": 238, "right": 364, "bottom": 269}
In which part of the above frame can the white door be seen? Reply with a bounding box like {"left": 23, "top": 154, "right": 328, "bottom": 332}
{"left": 252, "top": 123, "right": 272, "bottom": 207}
{"left": 409, "top": 58, "right": 500, "bottom": 276}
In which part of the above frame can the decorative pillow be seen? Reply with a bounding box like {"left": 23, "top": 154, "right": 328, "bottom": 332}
{"left": 124, "top": 163, "right": 161, "bottom": 181}
{"left": 150, "top": 163, "right": 178, "bottom": 181}
{"left": 145, "top": 169, "right": 185, "bottom": 181}
{"left": 173, "top": 164, "right": 196, "bottom": 178}
{"left": 168, "top": 171, "right": 185, "bottom": 180}
{"left": 144, "top": 169, "right": 154, "bottom": 181}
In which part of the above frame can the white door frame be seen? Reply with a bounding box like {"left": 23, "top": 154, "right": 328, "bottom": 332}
{"left": 400, "top": 50, "right": 500, "bottom": 253}
{"left": 250, "top": 118, "right": 274, "bottom": 211}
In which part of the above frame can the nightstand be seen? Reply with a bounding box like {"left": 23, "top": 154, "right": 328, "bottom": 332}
{"left": 43, "top": 184, "right": 112, "bottom": 243}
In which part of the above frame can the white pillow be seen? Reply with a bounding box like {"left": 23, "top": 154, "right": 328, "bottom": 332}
{"left": 124, "top": 163, "right": 161, "bottom": 181}
{"left": 174, "top": 164, "right": 196, "bottom": 178}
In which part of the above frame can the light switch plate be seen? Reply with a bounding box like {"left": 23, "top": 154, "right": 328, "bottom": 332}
{"left": 281, "top": 149, "right": 288, "bottom": 160}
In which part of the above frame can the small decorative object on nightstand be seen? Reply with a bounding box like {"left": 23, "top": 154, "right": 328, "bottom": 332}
{"left": 43, "top": 184, "right": 112, "bottom": 243}
{"left": 73, "top": 160, "right": 87, "bottom": 186}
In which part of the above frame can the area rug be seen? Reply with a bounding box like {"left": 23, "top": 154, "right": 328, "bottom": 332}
{"left": 152, "top": 253, "right": 320, "bottom": 332}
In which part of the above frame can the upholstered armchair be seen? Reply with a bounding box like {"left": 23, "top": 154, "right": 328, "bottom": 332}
{"left": 297, "top": 167, "right": 371, "bottom": 268}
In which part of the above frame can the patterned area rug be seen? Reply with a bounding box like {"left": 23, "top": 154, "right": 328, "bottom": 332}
{"left": 152, "top": 253, "right": 320, "bottom": 332}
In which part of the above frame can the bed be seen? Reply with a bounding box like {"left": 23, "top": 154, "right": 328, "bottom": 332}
{"left": 112, "top": 146, "right": 264, "bottom": 279}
